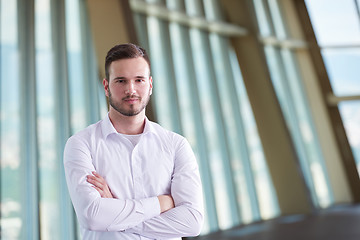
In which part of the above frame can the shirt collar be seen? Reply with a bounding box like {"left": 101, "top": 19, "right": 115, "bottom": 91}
{"left": 101, "top": 114, "right": 118, "bottom": 139}
{"left": 101, "top": 113, "right": 158, "bottom": 139}
{"left": 142, "top": 117, "right": 159, "bottom": 136}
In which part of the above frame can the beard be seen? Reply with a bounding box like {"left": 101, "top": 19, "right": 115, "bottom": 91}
{"left": 108, "top": 88, "right": 151, "bottom": 117}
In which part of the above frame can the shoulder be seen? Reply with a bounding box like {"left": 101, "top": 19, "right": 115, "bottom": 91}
{"left": 146, "top": 120, "right": 189, "bottom": 152}
{"left": 147, "top": 120, "right": 185, "bottom": 142}
{"left": 65, "top": 119, "right": 103, "bottom": 148}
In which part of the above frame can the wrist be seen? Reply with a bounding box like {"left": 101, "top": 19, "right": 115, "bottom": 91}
{"left": 157, "top": 195, "right": 175, "bottom": 213}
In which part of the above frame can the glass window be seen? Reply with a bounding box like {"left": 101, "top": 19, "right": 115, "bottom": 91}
{"left": 229, "top": 49, "right": 280, "bottom": 221}
{"left": 253, "top": 0, "right": 273, "bottom": 36}
{"left": 305, "top": 0, "right": 360, "bottom": 175}
{"left": 305, "top": 0, "right": 360, "bottom": 46}
{"left": 1, "top": 0, "right": 103, "bottom": 238}
{"left": 65, "top": 0, "right": 88, "bottom": 133}
{"left": 1, "top": 0, "right": 23, "bottom": 239}
{"left": 35, "top": 0, "right": 62, "bottom": 239}
{"left": 188, "top": 0, "right": 240, "bottom": 230}
{"left": 147, "top": 16, "right": 182, "bottom": 133}
{"left": 263, "top": 46, "right": 333, "bottom": 208}
{"left": 190, "top": 28, "right": 238, "bottom": 230}
{"left": 339, "top": 101, "right": 360, "bottom": 173}
{"left": 256, "top": 0, "right": 334, "bottom": 208}
{"left": 268, "top": 0, "right": 286, "bottom": 39}
{"left": 131, "top": 0, "right": 279, "bottom": 233}
{"left": 167, "top": 13, "right": 218, "bottom": 234}
{"left": 322, "top": 48, "right": 360, "bottom": 96}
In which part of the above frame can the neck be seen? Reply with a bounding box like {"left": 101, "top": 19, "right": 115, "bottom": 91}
{"left": 108, "top": 108, "right": 146, "bottom": 135}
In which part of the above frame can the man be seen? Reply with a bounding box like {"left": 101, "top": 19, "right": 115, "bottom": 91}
{"left": 63, "top": 43, "right": 204, "bottom": 239}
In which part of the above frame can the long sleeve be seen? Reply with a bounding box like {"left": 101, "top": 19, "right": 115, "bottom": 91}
{"left": 126, "top": 137, "right": 204, "bottom": 238}
{"left": 63, "top": 135, "right": 161, "bottom": 232}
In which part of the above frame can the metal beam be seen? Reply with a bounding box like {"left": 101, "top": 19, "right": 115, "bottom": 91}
{"left": 221, "top": 0, "right": 314, "bottom": 215}
{"left": 18, "top": 0, "right": 40, "bottom": 238}
{"left": 294, "top": 0, "right": 360, "bottom": 202}
{"left": 50, "top": 0, "right": 77, "bottom": 238}
{"left": 130, "top": 0, "right": 248, "bottom": 36}
{"left": 327, "top": 94, "right": 360, "bottom": 106}
{"left": 259, "top": 36, "right": 308, "bottom": 49}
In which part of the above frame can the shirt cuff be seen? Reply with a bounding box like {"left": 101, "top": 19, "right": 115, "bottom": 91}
{"left": 139, "top": 196, "right": 161, "bottom": 221}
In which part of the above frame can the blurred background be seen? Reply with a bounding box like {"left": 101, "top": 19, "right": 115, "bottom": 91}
{"left": 1, "top": 0, "right": 360, "bottom": 239}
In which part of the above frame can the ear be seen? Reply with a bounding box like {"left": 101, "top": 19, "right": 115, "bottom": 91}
{"left": 103, "top": 78, "right": 109, "bottom": 97}
{"left": 149, "top": 76, "right": 153, "bottom": 96}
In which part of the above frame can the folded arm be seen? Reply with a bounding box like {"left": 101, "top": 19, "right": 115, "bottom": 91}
{"left": 88, "top": 171, "right": 175, "bottom": 212}
{"left": 126, "top": 137, "right": 204, "bottom": 238}
{"left": 63, "top": 136, "right": 162, "bottom": 231}
{"left": 89, "top": 156, "right": 203, "bottom": 238}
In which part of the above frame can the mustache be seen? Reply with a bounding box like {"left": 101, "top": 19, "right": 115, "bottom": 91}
{"left": 122, "top": 95, "right": 141, "bottom": 100}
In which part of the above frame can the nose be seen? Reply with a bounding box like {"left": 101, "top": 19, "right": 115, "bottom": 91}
{"left": 125, "top": 82, "right": 136, "bottom": 95}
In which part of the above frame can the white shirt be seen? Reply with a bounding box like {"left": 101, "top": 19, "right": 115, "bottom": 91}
{"left": 63, "top": 115, "right": 204, "bottom": 240}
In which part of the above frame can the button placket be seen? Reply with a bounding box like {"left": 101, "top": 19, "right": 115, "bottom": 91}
{"left": 131, "top": 145, "right": 143, "bottom": 199}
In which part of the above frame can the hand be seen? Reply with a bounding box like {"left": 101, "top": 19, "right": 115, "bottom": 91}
{"left": 86, "top": 171, "right": 114, "bottom": 198}
{"left": 157, "top": 195, "right": 175, "bottom": 213}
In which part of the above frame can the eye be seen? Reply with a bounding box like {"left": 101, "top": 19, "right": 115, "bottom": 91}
{"left": 136, "top": 79, "right": 144, "bottom": 82}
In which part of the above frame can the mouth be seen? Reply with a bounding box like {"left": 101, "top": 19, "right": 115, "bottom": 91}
{"left": 123, "top": 97, "right": 140, "bottom": 104}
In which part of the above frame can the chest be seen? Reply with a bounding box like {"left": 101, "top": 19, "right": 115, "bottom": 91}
{"left": 90, "top": 135, "right": 174, "bottom": 199}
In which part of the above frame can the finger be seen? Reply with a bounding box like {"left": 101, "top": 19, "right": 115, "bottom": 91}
{"left": 87, "top": 176, "right": 105, "bottom": 188}
{"left": 91, "top": 172, "right": 106, "bottom": 185}
{"left": 93, "top": 186, "right": 111, "bottom": 198}
{"left": 92, "top": 186, "right": 105, "bottom": 196}
{"left": 92, "top": 171, "right": 103, "bottom": 180}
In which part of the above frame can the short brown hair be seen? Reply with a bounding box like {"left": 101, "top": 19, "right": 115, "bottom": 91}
{"left": 105, "top": 43, "right": 151, "bottom": 80}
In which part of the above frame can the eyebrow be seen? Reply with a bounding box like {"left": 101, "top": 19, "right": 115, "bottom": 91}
{"left": 113, "top": 76, "right": 148, "bottom": 80}
{"left": 113, "top": 77, "right": 126, "bottom": 80}
{"left": 134, "top": 76, "right": 147, "bottom": 79}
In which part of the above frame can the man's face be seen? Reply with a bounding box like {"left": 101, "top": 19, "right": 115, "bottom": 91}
{"left": 104, "top": 57, "right": 153, "bottom": 117}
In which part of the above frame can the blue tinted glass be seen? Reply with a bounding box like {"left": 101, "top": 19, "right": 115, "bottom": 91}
{"left": 305, "top": 0, "right": 360, "bottom": 46}
{"left": 35, "top": 0, "right": 62, "bottom": 239}
{"left": 339, "top": 101, "right": 360, "bottom": 171}
{"left": 1, "top": 0, "right": 23, "bottom": 238}
{"left": 322, "top": 49, "right": 360, "bottom": 96}
{"left": 229, "top": 49, "right": 280, "bottom": 221}
{"left": 264, "top": 46, "right": 333, "bottom": 207}
{"left": 268, "top": 0, "right": 286, "bottom": 38}
{"left": 190, "top": 28, "right": 235, "bottom": 229}
{"left": 66, "top": 0, "right": 87, "bottom": 133}
{"left": 253, "top": 0, "right": 273, "bottom": 36}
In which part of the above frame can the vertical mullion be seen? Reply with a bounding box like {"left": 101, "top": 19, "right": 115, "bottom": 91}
{"left": 356, "top": 0, "right": 360, "bottom": 25}
{"left": 267, "top": 0, "right": 286, "bottom": 39}
{"left": 282, "top": 49, "right": 334, "bottom": 206}
{"left": 79, "top": 0, "right": 100, "bottom": 124}
{"left": 193, "top": 28, "right": 240, "bottom": 227}
{"left": 133, "top": 13, "right": 150, "bottom": 60}
{"left": 0, "top": 0, "right": 2, "bottom": 233}
{"left": 50, "top": 0, "right": 77, "bottom": 239}
{"left": 269, "top": 46, "right": 318, "bottom": 204}
{"left": 255, "top": 0, "right": 316, "bottom": 211}
{"left": 185, "top": 0, "right": 240, "bottom": 228}
{"left": 204, "top": 0, "right": 263, "bottom": 220}
{"left": 183, "top": 32, "right": 219, "bottom": 233}
{"left": 253, "top": 0, "right": 275, "bottom": 36}
{"left": 201, "top": 1, "right": 241, "bottom": 227}
{"left": 133, "top": 12, "right": 155, "bottom": 121}
{"left": 166, "top": 4, "right": 219, "bottom": 231}
{"left": 147, "top": 17, "right": 182, "bottom": 133}
{"left": 211, "top": 34, "right": 262, "bottom": 221}
{"left": 262, "top": 0, "right": 277, "bottom": 36}
{"left": 0, "top": 0, "right": 2, "bottom": 230}
{"left": 18, "top": 0, "right": 40, "bottom": 238}
{"left": 271, "top": 0, "right": 332, "bottom": 207}
{"left": 166, "top": 5, "right": 219, "bottom": 231}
